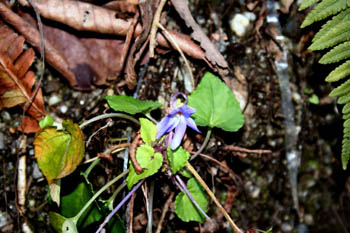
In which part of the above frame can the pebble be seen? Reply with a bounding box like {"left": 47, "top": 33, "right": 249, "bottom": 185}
{"left": 1, "top": 111, "right": 11, "bottom": 122}
{"left": 59, "top": 105, "right": 68, "bottom": 114}
{"left": 32, "top": 163, "right": 43, "bottom": 179}
{"left": 48, "top": 95, "right": 61, "bottom": 106}
{"left": 230, "top": 12, "right": 255, "bottom": 37}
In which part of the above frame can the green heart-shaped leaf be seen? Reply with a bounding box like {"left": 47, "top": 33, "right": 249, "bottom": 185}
{"left": 126, "top": 145, "right": 163, "bottom": 189}
{"left": 140, "top": 118, "right": 157, "bottom": 146}
{"left": 167, "top": 146, "right": 190, "bottom": 174}
{"left": 188, "top": 72, "right": 244, "bottom": 132}
{"left": 175, "top": 178, "right": 208, "bottom": 223}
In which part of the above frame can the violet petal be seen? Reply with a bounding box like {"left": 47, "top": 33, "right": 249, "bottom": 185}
{"left": 186, "top": 117, "right": 201, "bottom": 133}
{"left": 156, "top": 116, "right": 179, "bottom": 139}
{"left": 180, "top": 105, "right": 196, "bottom": 118}
{"left": 171, "top": 116, "right": 187, "bottom": 150}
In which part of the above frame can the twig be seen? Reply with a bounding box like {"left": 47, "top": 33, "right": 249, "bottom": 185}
{"left": 190, "top": 128, "right": 212, "bottom": 161}
{"left": 79, "top": 113, "right": 140, "bottom": 129}
{"left": 185, "top": 161, "right": 243, "bottom": 233}
{"left": 86, "top": 119, "right": 114, "bottom": 146}
{"left": 155, "top": 192, "right": 174, "bottom": 233}
{"left": 147, "top": 180, "right": 155, "bottom": 233}
{"left": 128, "top": 193, "right": 136, "bottom": 233}
{"left": 130, "top": 133, "right": 143, "bottom": 173}
{"left": 223, "top": 145, "right": 272, "bottom": 154}
{"left": 23, "top": 0, "right": 45, "bottom": 119}
{"left": 157, "top": 23, "right": 195, "bottom": 91}
{"left": 149, "top": 0, "right": 167, "bottom": 57}
{"left": 190, "top": 151, "right": 241, "bottom": 184}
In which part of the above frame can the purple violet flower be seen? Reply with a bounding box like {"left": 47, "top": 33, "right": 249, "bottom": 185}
{"left": 156, "top": 92, "right": 200, "bottom": 150}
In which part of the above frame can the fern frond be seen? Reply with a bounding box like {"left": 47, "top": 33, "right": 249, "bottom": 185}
{"left": 343, "top": 112, "right": 350, "bottom": 120}
{"left": 309, "top": 21, "right": 350, "bottom": 50}
{"left": 338, "top": 92, "right": 350, "bottom": 104}
{"left": 342, "top": 103, "right": 350, "bottom": 114}
{"left": 329, "top": 79, "right": 350, "bottom": 97}
{"left": 299, "top": 0, "right": 321, "bottom": 11}
{"left": 301, "top": 0, "right": 350, "bottom": 28}
{"left": 325, "top": 60, "right": 350, "bottom": 82}
{"left": 320, "top": 42, "right": 350, "bottom": 64}
{"left": 313, "top": 8, "right": 350, "bottom": 42}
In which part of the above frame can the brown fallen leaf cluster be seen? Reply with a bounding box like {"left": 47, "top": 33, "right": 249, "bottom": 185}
{"left": 0, "top": 0, "right": 231, "bottom": 132}
{"left": 0, "top": 19, "right": 46, "bottom": 133}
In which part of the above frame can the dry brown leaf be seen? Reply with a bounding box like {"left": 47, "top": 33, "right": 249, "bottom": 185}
{"left": 170, "top": 0, "right": 228, "bottom": 74}
{"left": 17, "top": 0, "right": 207, "bottom": 70}
{"left": 0, "top": 20, "right": 46, "bottom": 133}
{"left": 0, "top": 3, "right": 79, "bottom": 88}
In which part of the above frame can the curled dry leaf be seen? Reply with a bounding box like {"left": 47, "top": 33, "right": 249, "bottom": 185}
{"left": 17, "top": 0, "right": 208, "bottom": 84}
{"left": 0, "top": 2, "right": 79, "bottom": 88}
{"left": 0, "top": 20, "right": 46, "bottom": 133}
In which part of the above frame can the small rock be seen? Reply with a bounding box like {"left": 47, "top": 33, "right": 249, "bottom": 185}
{"left": 230, "top": 12, "right": 255, "bottom": 37}
{"left": 48, "top": 95, "right": 61, "bottom": 106}
{"left": 304, "top": 214, "right": 314, "bottom": 225}
{"left": 59, "top": 105, "right": 68, "bottom": 114}
{"left": 32, "top": 163, "right": 43, "bottom": 179}
{"left": 1, "top": 111, "right": 11, "bottom": 122}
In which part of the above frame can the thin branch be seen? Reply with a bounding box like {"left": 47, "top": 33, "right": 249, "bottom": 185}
{"left": 190, "top": 128, "right": 212, "bottom": 161}
{"left": 155, "top": 192, "right": 174, "bottom": 233}
{"left": 150, "top": 0, "right": 167, "bottom": 57}
{"left": 185, "top": 161, "right": 243, "bottom": 233}
{"left": 157, "top": 23, "right": 195, "bottom": 91}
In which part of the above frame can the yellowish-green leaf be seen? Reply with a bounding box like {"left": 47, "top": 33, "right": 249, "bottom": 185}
{"left": 50, "top": 180, "right": 61, "bottom": 206}
{"left": 139, "top": 118, "right": 157, "bottom": 146}
{"left": 34, "top": 120, "right": 85, "bottom": 184}
{"left": 126, "top": 145, "right": 163, "bottom": 189}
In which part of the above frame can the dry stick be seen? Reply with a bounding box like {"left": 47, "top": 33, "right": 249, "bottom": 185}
{"left": 17, "top": 135, "right": 27, "bottom": 216}
{"left": 190, "top": 151, "right": 241, "bottom": 184}
{"left": 129, "top": 133, "right": 143, "bottom": 173}
{"left": 185, "top": 161, "right": 243, "bottom": 233}
{"left": 157, "top": 23, "right": 195, "bottom": 91}
{"left": 128, "top": 193, "right": 136, "bottom": 233}
{"left": 23, "top": 0, "right": 45, "bottom": 117}
{"left": 223, "top": 145, "right": 272, "bottom": 155}
{"left": 155, "top": 192, "right": 174, "bottom": 233}
{"left": 149, "top": 0, "right": 167, "bottom": 57}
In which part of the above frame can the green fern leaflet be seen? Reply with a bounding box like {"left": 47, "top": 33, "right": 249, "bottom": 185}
{"left": 300, "top": 0, "right": 350, "bottom": 169}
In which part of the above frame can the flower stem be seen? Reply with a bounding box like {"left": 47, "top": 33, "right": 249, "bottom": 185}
{"left": 95, "top": 179, "right": 144, "bottom": 233}
{"left": 185, "top": 161, "right": 243, "bottom": 233}
{"left": 79, "top": 113, "right": 140, "bottom": 129}
{"left": 190, "top": 128, "right": 212, "bottom": 161}
{"left": 175, "top": 175, "right": 210, "bottom": 220}
{"left": 73, "top": 169, "right": 129, "bottom": 224}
